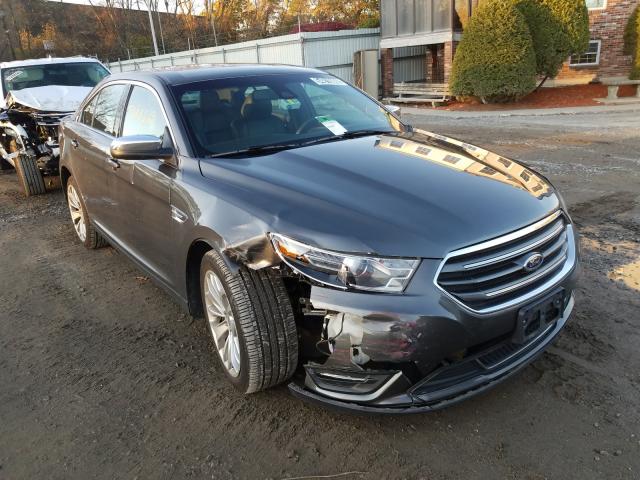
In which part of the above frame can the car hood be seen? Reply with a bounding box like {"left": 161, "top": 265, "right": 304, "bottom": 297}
{"left": 199, "top": 130, "right": 561, "bottom": 258}
{"left": 5, "top": 85, "right": 92, "bottom": 112}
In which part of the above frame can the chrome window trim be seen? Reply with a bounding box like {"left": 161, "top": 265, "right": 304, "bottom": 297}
{"left": 434, "top": 211, "right": 576, "bottom": 315}
{"left": 76, "top": 79, "right": 180, "bottom": 156}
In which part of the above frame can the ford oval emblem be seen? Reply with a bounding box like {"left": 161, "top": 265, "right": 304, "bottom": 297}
{"left": 523, "top": 253, "right": 544, "bottom": 272}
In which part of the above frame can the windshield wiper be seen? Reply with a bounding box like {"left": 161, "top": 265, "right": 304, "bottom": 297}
{"left": 298, "top": 129, "right": 398, "bottom": 147}
{"left": 208, "top": 142, "right": 305, "bottom": 158}
{"left": 207, "top": 130, "right": 400, "bottom": 158}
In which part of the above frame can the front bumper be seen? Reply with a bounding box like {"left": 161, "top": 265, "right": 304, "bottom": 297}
{"left": 289, "top": 225, "right": 579, "bottom": 413}
{"left": 290, "top": 294, "right": 574, "bottom": 414}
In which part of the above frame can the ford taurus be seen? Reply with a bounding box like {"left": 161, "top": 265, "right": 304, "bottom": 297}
{"left": 59, "top": 65, "right": 579, "bottom": 413}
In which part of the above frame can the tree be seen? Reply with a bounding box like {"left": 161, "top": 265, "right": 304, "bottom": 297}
{"left": 450, "top": 0, "right": 537, "bottom": 103}
{"left": 540, "top": 0, "right": 589, "bottom": 54}
{"left": 627, "top": 6, "right": 640, "bottom": 79}
{"left": 512, "top": 0, "right": 572, "bottom": 83}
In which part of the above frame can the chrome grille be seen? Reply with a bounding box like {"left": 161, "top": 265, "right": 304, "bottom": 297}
{"left": 436, "top": 211, "right": 572, "bottom": 313}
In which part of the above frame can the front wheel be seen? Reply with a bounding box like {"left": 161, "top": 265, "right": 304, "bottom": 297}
{"left": 200, "top": 250, "right": 298, "bottom": 393}
{"left": 15, "top": 154, "right": 46, "bottom": 196}
{"left": 66, "top": 176, "right": 108, "bottom": 249}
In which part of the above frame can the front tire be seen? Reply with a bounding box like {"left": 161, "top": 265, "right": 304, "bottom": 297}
{"left": 66, "top": 176, "right": 107, "bottom": 249}
{"left": 15, "top": 154, "right": 46, "bottom": 196}
{"left": 200, "top": 250, "right": 298, "bottom": 393}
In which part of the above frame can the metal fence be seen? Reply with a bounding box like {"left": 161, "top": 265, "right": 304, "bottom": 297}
{"left": 107, "top": 28, "right": 425, "bottom": 85}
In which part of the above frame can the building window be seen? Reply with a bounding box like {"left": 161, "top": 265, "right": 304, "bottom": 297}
{"left": 585, "top": 0, "right": 606, "bottom": 9}
{"left": 569, "top": 40, "right": 601, "bottom": 66}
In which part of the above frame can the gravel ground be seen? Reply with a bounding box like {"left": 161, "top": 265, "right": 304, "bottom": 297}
{"left": 1, "top": 108, "right": 639, "bottom": 480}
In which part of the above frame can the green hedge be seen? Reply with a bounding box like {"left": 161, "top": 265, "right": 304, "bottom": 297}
{"left": 540, "top": 0, "right": 590, "bottom": 53}
{"left": 512, "top": 0, "right": 572, "bottom": 78}
{"left": 450, "top": 0, "right": 536, "bottom": 102}
{"left": 625, "top": 6, "right": 639, "bottom": 79}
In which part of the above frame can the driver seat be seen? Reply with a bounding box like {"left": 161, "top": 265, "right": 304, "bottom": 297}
{"left": 232, "top": 91, "right": 286, "bottom": 139}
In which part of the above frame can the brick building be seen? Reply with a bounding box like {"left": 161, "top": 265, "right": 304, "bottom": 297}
{"left": 380, "top": 0, "right": 639, "bottom": 96}
{"left": 555, "top": 0, "right": 638, "bottom": 84}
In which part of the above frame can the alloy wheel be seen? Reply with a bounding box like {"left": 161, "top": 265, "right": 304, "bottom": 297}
{"left": 67, "top": 184, "right": 87, "bottom": 242}
{"left": 203, "top": 270, "right": 241, "bottom": 377}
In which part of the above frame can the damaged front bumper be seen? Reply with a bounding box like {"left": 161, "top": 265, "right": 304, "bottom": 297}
{"left": 289, "top": 244, "right": 579, "bottom": 414}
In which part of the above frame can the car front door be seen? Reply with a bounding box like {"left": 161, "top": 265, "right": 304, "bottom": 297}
{"left": 67, "top": 83, "right": 128, "bottom": 228}
{"left": 109, "top": 84, "right": 175, "bottom": 285}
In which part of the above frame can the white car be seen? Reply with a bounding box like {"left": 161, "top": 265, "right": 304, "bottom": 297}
{"left": 0, "top": 56, "right": 109, "bottom": 195}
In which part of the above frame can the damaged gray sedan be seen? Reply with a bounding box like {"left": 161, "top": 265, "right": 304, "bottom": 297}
{"left": 59, "top": 65, "right": 579, "bottom": 413}
{"left": 0, "top": 57, "right": 109, "bottom": 195}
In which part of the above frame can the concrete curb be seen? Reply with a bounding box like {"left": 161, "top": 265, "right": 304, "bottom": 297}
{"left": 398, "top": 103, "right": 640, "bottom": 119}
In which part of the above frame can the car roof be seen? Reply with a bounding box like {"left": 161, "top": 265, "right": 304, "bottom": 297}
{"left": 0, "top": 56, "right": 105, "bottom": 69}
{"left": 105, "top": 64, "right": 328, "bottom": 86}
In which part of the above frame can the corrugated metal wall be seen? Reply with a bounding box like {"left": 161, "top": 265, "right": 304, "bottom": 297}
{"left": 107, "top": 28, "right": 426, "bottom": 84}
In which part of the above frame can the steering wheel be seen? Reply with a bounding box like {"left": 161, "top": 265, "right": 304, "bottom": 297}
{"left": 296, "top": 117, "right": 324, "bottom": 135}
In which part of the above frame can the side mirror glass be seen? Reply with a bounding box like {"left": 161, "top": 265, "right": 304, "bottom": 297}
{"left": 110, "top": 135, "right": 174, "bottom": 161}
{"left": 385, "top": 104, "right": 401, "bottom": 115}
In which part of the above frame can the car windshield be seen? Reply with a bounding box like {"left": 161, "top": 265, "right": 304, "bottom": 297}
{"left": 170, "top": 73, "right": 405, "bottom": 157}
{"left": 1, "top": 62, "right": 109, "bottom": 93}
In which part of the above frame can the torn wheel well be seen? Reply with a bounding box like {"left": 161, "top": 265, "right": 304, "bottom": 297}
{"left": 60, "top": 166, "right": 71, "bottom": 193}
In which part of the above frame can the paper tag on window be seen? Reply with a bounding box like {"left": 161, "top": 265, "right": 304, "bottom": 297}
{"left": 5, "top": 71, "right": 24, "bottom": 82}
{"left": 316, "top": 116, "right": 347, "bottom": 135}
{"left": 310, "top": 77, "right": 347, "bottom": 86}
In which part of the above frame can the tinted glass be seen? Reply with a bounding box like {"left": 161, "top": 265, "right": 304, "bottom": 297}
{"left": 415, "top": 0, "right": 432, "bottom": 33}
{"left": 81, "top": 95, "right": 99, "bottom": 127}
{"left": 171, "top": 73, "right": 405, "bottom": 157}
{"left": 92, "top": 84, "right": 127, "bottom": 136}
{"left": 122, "top": 86, "right": 168, "bottom": 138}
{"left": 433, "top": 0, "right": 451, "bottom": 30}
{"left": 1, "top": 62, "right": 109, "bottom": 93}
{"left": 397, "top": 0, "right": 415, "bottom": 35}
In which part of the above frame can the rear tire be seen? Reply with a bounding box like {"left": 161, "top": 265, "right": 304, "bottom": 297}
{"left": 200, "top": 250, "right": 298, "bottom": 393}
{"left": 15, "top": 154, "right": 46, "bottom": 196}
{"left": 66, "top": 176, "right": 108, "bottom": 249}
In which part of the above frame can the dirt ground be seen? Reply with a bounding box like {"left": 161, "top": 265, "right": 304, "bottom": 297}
{"left": 1, "top": 108, "right": 639, "bottom": 480}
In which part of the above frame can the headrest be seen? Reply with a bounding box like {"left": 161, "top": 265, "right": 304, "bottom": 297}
{"left": 241, "top": 92, "right": 273, "bottom": 120}
{"left": 200, "top": 89, "right": 221, "bottom": 110}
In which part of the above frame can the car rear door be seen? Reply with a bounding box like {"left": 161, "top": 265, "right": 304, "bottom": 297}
{"left": 109, "top": 84, "right": 174, "bottom": 285}
{"left": 65, "top": 83, "right": 128, "bottom": 228}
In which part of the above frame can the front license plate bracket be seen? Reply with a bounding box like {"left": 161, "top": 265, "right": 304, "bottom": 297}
{"left": 513, "top": 289, "right": 565, "bottom": 344}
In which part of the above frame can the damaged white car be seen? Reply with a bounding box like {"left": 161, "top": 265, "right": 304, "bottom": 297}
{"left": 0, "top": 57, "right": 109, "bottom": 195}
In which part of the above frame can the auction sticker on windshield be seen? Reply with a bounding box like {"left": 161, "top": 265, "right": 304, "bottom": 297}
{"left": 310, "top": 77, "right": 347, "bottom": 86}
{"left": 315, "top": 116, "right": 347, "bottom": 135}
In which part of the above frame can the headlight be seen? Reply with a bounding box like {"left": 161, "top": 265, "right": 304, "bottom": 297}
{"left": 270, "top": 233, "right": 420, "bottom": 293}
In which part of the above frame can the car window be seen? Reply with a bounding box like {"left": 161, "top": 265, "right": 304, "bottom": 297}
{"left": 1, "top": 62, "right": 109, "bottom": 93}
{"left": 171, "top": 73, "right": 403, "bottom": 157}
{"left": 121, "top": 86, "right": 168, "bottom": 138}
{"left": 92, "top": 84, "right": 127, "bottom": 136}
{"left": 80, "top": 94, "right": 99, "bottom": 127}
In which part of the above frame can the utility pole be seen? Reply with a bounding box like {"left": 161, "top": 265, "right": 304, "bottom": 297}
{"left": 145, "top": 0, "right": 160, "bottom": 56}
{"left": 156, "top": 7, "right": 166, "bottom": 54}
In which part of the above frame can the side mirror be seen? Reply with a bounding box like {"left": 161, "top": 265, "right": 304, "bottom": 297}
{"left": 385, "top": 104, "right": 401, "bottom": 115}
{"left": 110, "top": 135, "right": 174, "bottom": 161}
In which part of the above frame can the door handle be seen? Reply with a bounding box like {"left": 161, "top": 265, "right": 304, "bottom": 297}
{"left": 107, "top": 157, "right": 120, "bottom": 170}
{"left": 71, "top": 139, "right": 79, "bottom": 149}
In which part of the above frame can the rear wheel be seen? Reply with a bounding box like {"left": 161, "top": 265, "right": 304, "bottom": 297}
{"left": 200, "top": 250, "right": 298, "bottom": 393}
{"left": 66, "top": 176, "right": 108, "bottom": 249}
{"left": 15, "top": 154, "right": 46, "bottom": 196}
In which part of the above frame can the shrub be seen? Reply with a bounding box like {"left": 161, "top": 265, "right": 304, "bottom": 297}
{"left": 623, "top": 6, "right": 638, "bottom": 56}
{"left": 450, "top": 0, "right": 536, "bottom": 103}
{"left": 624, "top": 6, "right": 639, "bottom": 79}
{"left": 540, "top": 0, "right": 590, "bottom": 54}
{"left": 512, "top": 0, "right": 572, "bottom": 79}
